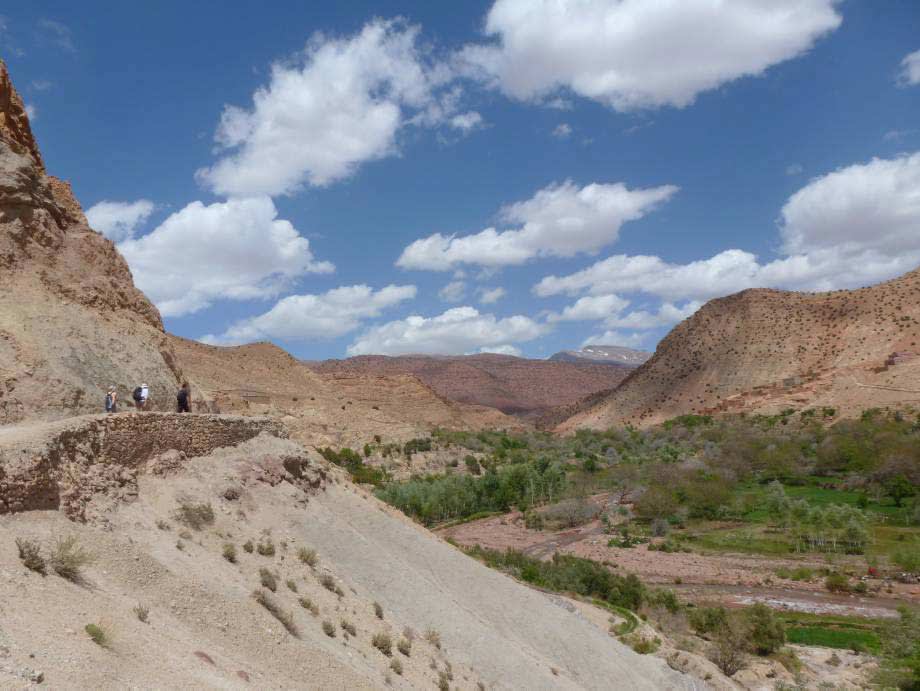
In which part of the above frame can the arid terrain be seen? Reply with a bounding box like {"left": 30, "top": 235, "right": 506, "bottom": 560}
{"left": 307, "top": 353, "right": 636, "bottom": 420}
{"left": 557, "top": 273, "right": 920, "bottom": 431}
{"left": 1, "top": 55, "right": 919, "bottom": 690}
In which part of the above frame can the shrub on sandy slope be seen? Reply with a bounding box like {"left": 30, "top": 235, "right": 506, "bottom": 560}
{"left": 253, "top": 589, "right": 298, "bottom": 637}
{"left": 49, "top": 536, "right": 93, "bottom": 581}
{"left": 15, "top": 538, "right": 46, "bottom": 574}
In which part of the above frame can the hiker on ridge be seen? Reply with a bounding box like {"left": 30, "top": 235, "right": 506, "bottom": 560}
{"left": 133, "top": 383, "right": 149, "bottom": 410}
{"left": 177, "top": 382, "right": 191, "bottom": 413}
{"left": 105, "top": 386, "right": 117, "bottom": 414}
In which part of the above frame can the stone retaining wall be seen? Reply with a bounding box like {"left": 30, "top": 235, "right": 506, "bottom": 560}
{"left": 0, "top": 413, "right": 286, "bottom": 517}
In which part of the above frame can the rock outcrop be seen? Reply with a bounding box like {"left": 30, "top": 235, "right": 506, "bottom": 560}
{"left": 0, "top": 60, "right": 182, "bottom": 423}
{"left": 558, "top": 267, "right": 920, "bottom": 431}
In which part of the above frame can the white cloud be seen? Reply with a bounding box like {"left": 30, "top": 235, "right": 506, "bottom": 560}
{"left": 552, "top": 123, "right": 572, "bottom": 138}
{"left": 347, "top": 306, "right": 549, "bottom": 356}
{"left": 438, "top": 280, "right": 466, "bottom": 302}
{"left": 24, "top": 103, "right": 36, "bottom": 121}
{"left": 785, "top": 163, "right": 803, "bottom": 176}
{"left": 897, "top": 49, "right": 920, "bottom": 86}
{"left": 119, "top": 196, "right": 333, "bottom": 317}
{"left": 460, "top": 0, "right": 841, "bottom": 111}
{"left": 536, "top": 152, "right": 920, "bottom": 303}
{"left": 86, "top": 199, "right": 155, "bottom": 242}
{"left": 201, "top": 284, "right": 416, "bottom": 345}
{"left": 197, "top": 20, "right": 453, "bottom": 197}
{"left": 779, "top": 153, "right": 920, "bottom": 258}
{"left": 31, "top": 79, "right": 52, "bottom": 91}
{"left": 479, "top": 344, "right": 522, "bottom": 356}
{"left": 606, "top": 301, "right": 702, "bottom": 329}
{"left": 397, "top": 180, "right": 677, "bottom": 270}
{"left": 449, "top": 111, "right": 484, "bottom": 132}
{"left": 548, "top": 293, "right": 629, "bottom": 322}
{"left": 582, "top": 330, "right": 648, "bottom": 349}
{"left": 37, "top": 18, "right": 75, "bottom": 53}
{"left": 478, "top": 286, "right": 506, "bottom": 304}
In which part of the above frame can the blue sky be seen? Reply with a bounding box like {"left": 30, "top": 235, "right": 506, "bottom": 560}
{"left": 3, "top": 1, "right": 920, "bottom": 360}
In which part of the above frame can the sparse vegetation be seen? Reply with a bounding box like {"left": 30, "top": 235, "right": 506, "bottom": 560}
{"left": 298, "top": 597, "right": 320, "bottom": 616}
{"left": 256, "top": 539, "right": 275, "bottom": 557}
{"left": 85, "top": 623, "right": 108, "bottom": 647}
{"left": 133, "top": 604, "right": 149, "bottom": 623}
{"left": 397, "top": 637, "right": 411, "bottom": 656}
{"left": 49, "top": 535, "right": 92, "bottom": 581}
{"left": 341, "top": 619, "right": 356, "bottom": 636}
{"left": 372, "top": 632, "right": 393, "bottom": 656}
{"left": 297, "top": 546, "right": 317, "bottom": 566}
{"left": 242, "top": 539, "right": 254, "bottom": 553}
{"left": 286, "top": 579, "right": 297, "bottom": 592}
{"left": 425, "top": 628, "right": 441, "bottom": 649}
{"left": 253, "top": 589, "right": 298, "bottom": 637}
{"left": 259, "top": 567, "right": 277, "bottom": 592}
{"left": 173, "top": 499, "right": 215, "bottom": 530}
{"left": 322, "top": 620, "right": 336, "bottom": 637}
{"left": 390, "top": 658, "right": 403, "bottom": 675}
{"left": 374, "top": 601, "right": 384, "bottom": 619}
{"left": 15, "top": 537, "right": 46, "bottom": 574}
{"left": 222, "top": 543, "right": 237, "bottom": 563}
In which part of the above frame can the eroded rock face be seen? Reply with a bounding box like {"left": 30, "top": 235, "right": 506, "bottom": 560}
{"left": 0, "top": 60, "right": 181, "bottom": 422}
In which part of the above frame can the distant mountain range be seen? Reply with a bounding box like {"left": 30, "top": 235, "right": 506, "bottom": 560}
{"left": 549, "top": 345, "right": 652, "bottom": 367}
{"left": 306, "top": 352, "right": 634, "bottom": 419}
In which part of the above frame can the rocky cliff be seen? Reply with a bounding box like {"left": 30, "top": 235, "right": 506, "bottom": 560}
{"left": 0, "top": 60, "right": 181, "bottom": 422}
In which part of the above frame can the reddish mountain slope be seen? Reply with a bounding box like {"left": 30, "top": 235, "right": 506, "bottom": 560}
{"left": 307, "top": 353, "right": 633, "bottom": 418}
{"left": 558, "top": 268, "right": 920, "bottom": 431}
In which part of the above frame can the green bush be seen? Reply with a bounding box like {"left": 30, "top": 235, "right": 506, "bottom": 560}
{"left": 689, "top": 606, "right": 728, "bottom": 636}
{"left": 743, "top": 604, "right": 785, "bottom": 655}
{"left": 85, "top": 623, "right": 108, "bottom": 647}
{"left": 825, "top": 573, "right": 850, "bottom": 593}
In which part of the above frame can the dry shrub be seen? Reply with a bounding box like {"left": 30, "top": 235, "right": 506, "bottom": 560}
{"left": 341, "top": 619, "right": 357, "bottom": 636}
{"left": 374, "top": 601, "right": 384, "bottom": 619}
{"left": 15, "top": 538, "right": 45, "bottom": 574}
{"left": 259, "top": 567, "right": 277, "bottom": 592}
{"left": 390, "top": 658, "right": 403, "bottom": 675}
{"left": 297, "top": 547, "right": 317, "bottom": 566}
{"left": 173, "top": 499, "right": 215, "bottom": 530}
{"left": 425, "top": 628, "right": 441, "bottom": 649}
{"left": 253, "top": 589, "right": 298, "bottom": 637}
{"left": 133, "top": 604, "right": 150, "bottom": 623}
{"left": 49, "top": 536, "right": 92, "bottom": 581}
{"left": 322, "top": 620, "right": 336, "bottom": 637}
{"left": 222, "top": 543, "right": 237, "bottom": 563}
{"left": 298, "top": 597, "right": 320, "bottom": 616}
{"left": 372, "top": 632, "right": 393, "bottom": 656}
{"left": 397, "top": 637, "right": 412, "bottom": 656}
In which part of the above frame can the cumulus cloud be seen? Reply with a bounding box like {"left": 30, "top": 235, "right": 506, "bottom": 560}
{"left": 479, "top": 344, "right": 522, "bottom": 356}
{"left": 347, "top": 306, "right": 549, "bottom": 355}
{"left": 86, "top": 199, "right": 155, "bottom": 242}
{"left": 438, "top": 280, "right": 466, "bottom": 302}
{"left": 536, "top": 152, "right": 920, "bottom": 303}
{"left": 119, "top": 196, "right": 333, "bottom": 317}
{"left": 200, "top": 284, "right": 416, "bottom": 345}
{"left": 459, "top": 0, "right": 841, "bottom": 111}
{"left": 548, "top": 293, "right": 629, "bottom": 322}
{"left": 552, "top": 123, "right": 572, "bottom": 138}
{"left": 582, "top": 330, "right": 648, "bottom": 349}
{"left": 197, "top": 20, "right": 455, "bottom": 197}
{"left": 478, "top": 286, "right": 506, "bottom": 304}
{"left": 897, "top": 49, "right": 920, "bottom": 86}
{"left": 449, "top": 111, "right": 484, "bottom": 133}
{"left": 397, "top": 180, "right": 677, "bottom": 270}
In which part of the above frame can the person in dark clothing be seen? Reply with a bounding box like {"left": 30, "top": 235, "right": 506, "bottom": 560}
{"left": 177, "top": 382, "right": 191, "bottom": 413}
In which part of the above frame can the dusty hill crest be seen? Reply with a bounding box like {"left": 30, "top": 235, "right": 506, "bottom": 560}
{"left": 558, "top": 268, "right": 920, "bottom": 431}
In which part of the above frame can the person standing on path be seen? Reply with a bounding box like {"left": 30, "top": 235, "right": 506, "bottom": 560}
{"left": 177, "top": 382, "right": 191, "bottom": 413}
{"left": 105, "top": 386, "right": 117, "bottom": 413}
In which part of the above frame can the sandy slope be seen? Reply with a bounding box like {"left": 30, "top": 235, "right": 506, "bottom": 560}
{"left": 0, "top": 433, "right": 703, "bottom": 689}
